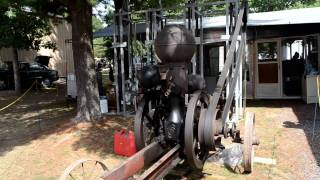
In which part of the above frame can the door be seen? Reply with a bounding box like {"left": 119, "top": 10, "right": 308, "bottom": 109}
{"left": 204, "top": 45, "right": 224, "bottom": 94}
{"left": 255, "top": 40, "right": 281, "bottom": 98}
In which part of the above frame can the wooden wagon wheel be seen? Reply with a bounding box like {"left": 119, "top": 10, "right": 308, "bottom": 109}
{"left": 243, "top": 112, "right": 256, "bottom": 173}
{"left": 59, "top": 158, "right": 108, "bottom": 180}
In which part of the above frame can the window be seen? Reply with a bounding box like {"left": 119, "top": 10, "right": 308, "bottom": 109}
{"left": 305, "top": 36, "right": 318, "bottom": 73}
{"left": 29, "top": 63, "right": 45, "bottom": 70}
{"left": 19, "top": 63, "right": 28, "bottom": 71}
{"left": 258, "top": 42, "right": 278, "bottom": 62}
{"left": 0, "top": 61, "right": 8, "bottom": 70}
{"left": 257, "top": 41, "right": 279, "bottom": 83}
{"left": 204, "top": 46, "right": 224, "bottom": 77}
{"left": 282, "top": 39, "right": 304, "bottom": 61}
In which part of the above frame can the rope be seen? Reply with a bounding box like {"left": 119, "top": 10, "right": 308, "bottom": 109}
{"left": 0, "top": 81, "right": 36, "bottom": 112}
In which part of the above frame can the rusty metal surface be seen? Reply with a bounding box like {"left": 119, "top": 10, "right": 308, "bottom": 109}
{"left": 101, "top": 141, "right": 164, "bottom": 180}
{"left": 185, "top": 91, "right": 209, "bottom": 170}
{"left": 137, "top": 145, "right": 181, "bottom": 180}
{"left": 198, "top": 108, "right": 207, "bottom": 145}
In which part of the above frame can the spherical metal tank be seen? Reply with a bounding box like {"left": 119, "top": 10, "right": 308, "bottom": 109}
{"left": 155, "top": 25, "right": 196, "bottom": 63}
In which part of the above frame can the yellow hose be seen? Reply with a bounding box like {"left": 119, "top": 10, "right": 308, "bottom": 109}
{"left": 0, "top": 81, "right": 36, "bottom": 112}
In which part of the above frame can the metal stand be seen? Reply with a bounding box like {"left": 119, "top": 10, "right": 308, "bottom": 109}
{"left": 111, "top": 0, "right": 246, "bottom": 124}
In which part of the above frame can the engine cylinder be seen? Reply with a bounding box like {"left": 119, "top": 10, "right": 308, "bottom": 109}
{"left": 155, "top": 25, "right": 196, "bottom": 64}
{"left": 140, "top": 65, "right": 161, "bottom": 89}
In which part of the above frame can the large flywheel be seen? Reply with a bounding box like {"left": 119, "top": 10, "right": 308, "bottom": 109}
{"left": 184, "top": 91, "right": 210, "bottom": 170}
{"left": 134, "top": 95, "right": 157, "bottom": 150}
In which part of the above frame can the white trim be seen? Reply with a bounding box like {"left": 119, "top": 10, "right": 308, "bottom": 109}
{"left": 253, "top": 34, "right": 320, "bottom": 99}
{"left": 255, "top": 39, "right": 282, "bottom": 98}
{"left": 318, "top": 34, "right": 320, "bottom": 71}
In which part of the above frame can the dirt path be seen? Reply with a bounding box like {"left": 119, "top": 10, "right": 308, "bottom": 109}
{"left": 0, "top": 86, "right": 131, "bottom": 179}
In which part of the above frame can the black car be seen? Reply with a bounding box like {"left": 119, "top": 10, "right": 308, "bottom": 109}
{"left": 0, "top": 61, "right": 59, "bottom": 90}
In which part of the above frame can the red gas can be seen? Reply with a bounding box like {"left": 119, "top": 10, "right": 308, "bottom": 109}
{"left": 114, "top": 129, "right": 137, "bottom": 157}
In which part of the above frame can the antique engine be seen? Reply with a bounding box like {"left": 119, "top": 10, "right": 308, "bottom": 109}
{"left": 134, "top": 23, "right": 257, "bottom": 172}
{"left": 134, "top": 25, "right": 209, "bottom": 169}
{"left": 61, "top": 2, "right": 256, "bottom": 178}
{"left": 134, "top": 10, "right": 259, "bottom": 172}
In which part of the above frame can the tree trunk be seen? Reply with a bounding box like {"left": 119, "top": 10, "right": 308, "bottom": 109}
{"left": 12, "top": 48, "right": 21, "bottom": 94}
{"left": 70, "top": 1, "right": 101, "bottom": 122}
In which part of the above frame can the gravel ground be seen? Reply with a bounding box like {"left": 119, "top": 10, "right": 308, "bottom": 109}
{"left": 204, "top": 100, "right": 320, "bottom": 179}
{"left": 247, "top": 100, "right": 320, "bottom": 179}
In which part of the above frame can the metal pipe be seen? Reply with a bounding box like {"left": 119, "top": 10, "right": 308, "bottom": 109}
{"left": 191, "top": 3, "right": 196, "bottom": 75}
{"left": 200, "top": 16, "right": 204, "bottom": 77}
{"left": 128, "top": 14, "right": 132, "bottom": 79}
{"left": 145, "top": 12, "right": 150, "bottom": 64}
{"left": 119, "top": 11, "right": 126, "bottom": 114}
{"left": 113, "top": 15, "right": 120, "bottom": 113}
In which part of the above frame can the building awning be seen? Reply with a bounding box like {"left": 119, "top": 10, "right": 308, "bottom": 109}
{"left": 94, "top": 7, "right": 320, "bottom": 38}
{"left": 94, "top": 23, "right": 149, "bottom": 38}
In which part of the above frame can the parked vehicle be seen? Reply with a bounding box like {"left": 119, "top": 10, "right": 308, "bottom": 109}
{"left": 0, "top": 61, "right": 59, "bottom": 90}
{"left": 19, "top": 61, "right": 59, "bottom": 87}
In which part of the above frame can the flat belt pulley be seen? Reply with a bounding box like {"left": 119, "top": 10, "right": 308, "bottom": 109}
{"left": 203, "top": 97, "right": 222, "bottom": 149}
{"left": 184, "top": 90, "right": 209, "bottom": 170}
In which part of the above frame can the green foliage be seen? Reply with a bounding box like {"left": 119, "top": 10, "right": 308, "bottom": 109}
{"left": 130, "top": 0, "right": 320, "bottom": 13}
{"left": 104, "top": 37, "right": 113, "bottom": 59}
{"left": 93, "top": 16, "right": 104, "bottom": 31}
{"left": 104, "top": 9, "right": 114, "bottom": 25}
{"left": 94, "top": 38, "right": 107, "bottom": 58}
{"left": 290, "top": 0, "right": 320, "bottom": 8}
{"left": 93, "top": 37, "right": 113, "bottom": 59}
{"left": 132, "top": 40, "right": 148, "bottom": 59}
{"left": 0, "top": 3, "right": 54, "bottom": 51}
{"left": 92, "top": 16, "right": 109, "bottom": 58}
{"left": 130, "top": 0, "right": 186, "bottom": 10}
{"left": 249, "top": 0, "right": 320, "bottom": 12}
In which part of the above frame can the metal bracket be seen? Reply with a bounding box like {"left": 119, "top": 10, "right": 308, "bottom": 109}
{"left": 145, "top": 40, "right": 154, "bottom": 45}
{"left": 221, "top": 35, "right": 242, "bottom": 41}
{"left": 111, "top": 42, "right": 127, "bottom": 48}
{"left": 195, "top": 37, "right": 200, "bottom": 44}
